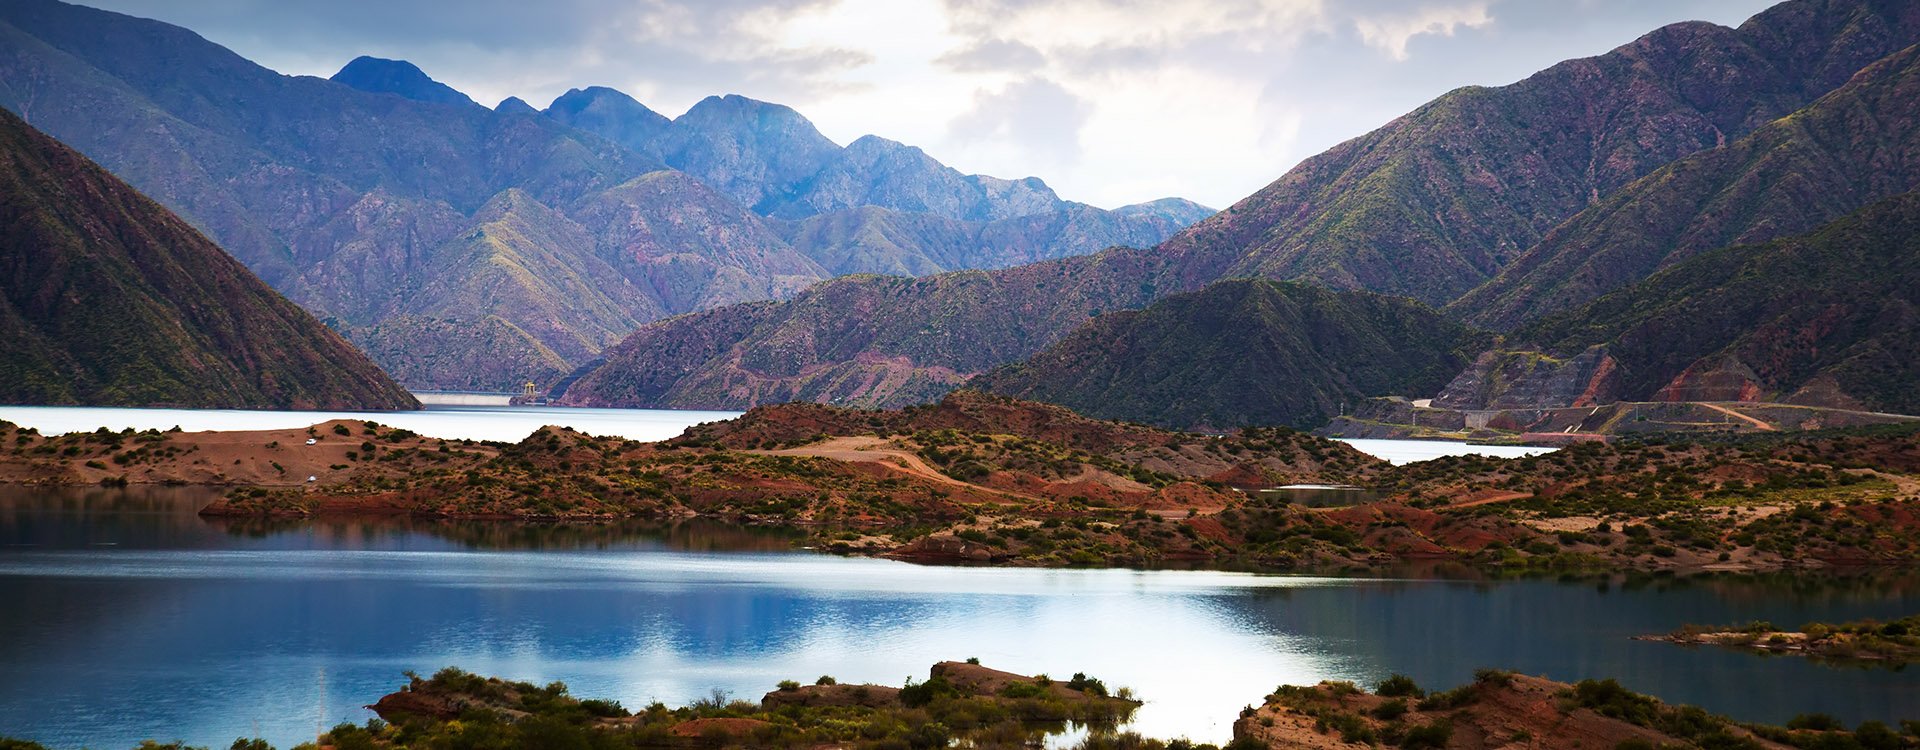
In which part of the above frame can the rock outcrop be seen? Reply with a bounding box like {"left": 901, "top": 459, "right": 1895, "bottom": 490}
{"left": 1235, "top": 672, "right": 1796, "bottom": 750}
{"left": 1431, "top": 347, "right": 1623, "bottom": 410}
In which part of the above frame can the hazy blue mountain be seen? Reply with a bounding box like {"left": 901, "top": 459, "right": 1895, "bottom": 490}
{"left": 494, "top": 96, "right": 538, "bottom": 115}
{"left": 543, "top": 86, "right": 671, "bottom": 154}
{"left": 329, "top": 55, "right": 479, "bottom": 108}
{"left": 0, "top": 0, "right": 1214, "bottom": 391}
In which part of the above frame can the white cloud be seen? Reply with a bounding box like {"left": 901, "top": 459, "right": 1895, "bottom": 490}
{"left": 1353, "top": 3, "right": 1493, "bottom": 61}
{"left": 948, "top": 78, "right": 1091, "bottom": 171}
{"left": 79, "top": 0, "right": 1782, "bottom": 209}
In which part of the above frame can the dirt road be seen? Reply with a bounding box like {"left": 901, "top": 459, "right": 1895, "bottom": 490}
{"left": 1701, "top": 403, "right": 1777, "bottom": 431}
{"left": 754, "top": 437, "right": 1040, "bottom": 500}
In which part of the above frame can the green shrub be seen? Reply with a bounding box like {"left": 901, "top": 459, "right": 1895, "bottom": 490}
{"left": 1789, "top": 714, "right": 1845, "bottom": 732}
{"left": 900, "top": 676, "right": 959, "bottom": 707}
{"left": 1067, "top": 672, "right": 1109, "bottom": 697}
{"left": 1376, "top": 674, "right": 1423, "bottom": 698}
{"left": 1400, "top": 721, "right": 1452, "bottom": 750}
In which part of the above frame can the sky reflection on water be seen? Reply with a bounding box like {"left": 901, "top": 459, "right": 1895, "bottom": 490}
{"left": 2, "top": 487, "right": 1917, "bottom": 749}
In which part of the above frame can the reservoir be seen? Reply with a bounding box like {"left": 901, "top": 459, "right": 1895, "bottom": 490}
{"left": 1, "top": 486, "right": 1914, "bottom": 749}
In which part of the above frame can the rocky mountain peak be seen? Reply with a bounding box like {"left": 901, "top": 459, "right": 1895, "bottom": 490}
{"left": 494, "top": 96, "right": 537, "bottom": 115}
{"left": 329, "top": 56, "right": 478, "bottom": 108}
{"left": 1114, "top": 197, "right": 1216, "bottom": 225}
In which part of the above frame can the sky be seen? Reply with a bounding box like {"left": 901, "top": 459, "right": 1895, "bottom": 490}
{"left": 81, "top": 0, "right": 1778, "bottom": 209}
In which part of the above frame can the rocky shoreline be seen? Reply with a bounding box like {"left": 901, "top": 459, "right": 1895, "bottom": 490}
{"left": 1640, "top": 615, "right": 1920, "bottom": 667}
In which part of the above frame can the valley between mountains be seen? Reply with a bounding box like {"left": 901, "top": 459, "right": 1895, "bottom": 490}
{"left": 7, "top": 0, "right": 1920, "bottom": 439}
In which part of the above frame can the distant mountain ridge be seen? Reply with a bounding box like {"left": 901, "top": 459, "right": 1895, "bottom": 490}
{"left": 543, "top": 88, "right": 1077, "bottom": 223}
{"left": 0, "top": 108, "right": 417, "bottom": 410}
{"left": 560, "top": 0, "right": 1920, "bottom": 412}
{"left": 0, "top": 0, "right": 1209, "bottom": 391}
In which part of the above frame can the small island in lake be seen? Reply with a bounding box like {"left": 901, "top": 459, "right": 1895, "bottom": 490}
{"left": 1643, "top": 615, "right": 1920, "bottom": 666}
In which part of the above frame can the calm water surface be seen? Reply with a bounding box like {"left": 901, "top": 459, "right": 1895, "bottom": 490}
{"left": 0, "top": 405, "right": 1544, "bottom": 464}
{"left": 2, "top": 486, "right": 1916, "bottom": 749}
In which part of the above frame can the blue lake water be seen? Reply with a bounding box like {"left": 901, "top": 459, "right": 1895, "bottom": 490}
{"left": 1, "top": 486, "right": 1915, "bottom": 750}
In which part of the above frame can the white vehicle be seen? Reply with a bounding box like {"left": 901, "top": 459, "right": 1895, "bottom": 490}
{"left": 305, "top": 438, "right": 317, "bottom": 445}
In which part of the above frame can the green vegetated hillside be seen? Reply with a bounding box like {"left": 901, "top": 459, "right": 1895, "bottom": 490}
{"left": 1515, "top": 191, "right": 1920, "bottom": 414}
{"left": 561, "top": 0, "right": 1920, "bottom": 411}
{"left": 973, "top": 280, "right": 1489, "bottom": 430}
{"left": 1153, "top": 0, "right": 1920, "bottom": 306}
{"left": 0, "top": 109, "right": 417, "bottom": 410}
{"left": 342, "top": 315, "right": 570, "bottom": 394}
{"left": 1458, "top": 39, "right": 1920, "bottom": 330}
{"left": 0, "top": 0, "right": 1206, "bottom": 391}
{"left": 553, "top": 250, "right": 1175, "bottom": 410}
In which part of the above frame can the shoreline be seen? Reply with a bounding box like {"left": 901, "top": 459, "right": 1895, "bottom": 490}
{"left": 193, "top": 504, "right": 1920, "bottom": 578}
{"left": 4, "top": 661, "right": 1907, "bottom": 750}
{"left": 7, "top": 394, "right": 1920, "bottom": 577}
{"left": 1638, "top": 615, "right": 1920, "bottom": 666}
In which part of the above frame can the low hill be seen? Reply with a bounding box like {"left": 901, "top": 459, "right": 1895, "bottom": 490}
{"left": 551, "top": 252, "right": 1173, "bottom": 410}
{"left": 677, "top": 389, "right": 1383, "bottom": 475}
{"left": 0, "top": 110, "right": 417, "bottom": 409}
{"left": 973, "top": 280, "right": 1488, "bottom": 430}
{"left": 1238, "top": 671, "right": 1832, "bottom": 750}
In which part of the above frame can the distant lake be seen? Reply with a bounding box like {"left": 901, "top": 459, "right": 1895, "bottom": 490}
{"left": 1, "top": 487, "right": 1915, "bottom": 750}
{"left": 0, "top": 405, "right": 1548, "bottom": 464}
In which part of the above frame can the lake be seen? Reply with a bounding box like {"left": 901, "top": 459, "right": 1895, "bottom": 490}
{"left": 1, "top": 486, "right": 1915, "bottom": 750}
{"left": 0, "top": 405, "right": 1551, "bottom": 465}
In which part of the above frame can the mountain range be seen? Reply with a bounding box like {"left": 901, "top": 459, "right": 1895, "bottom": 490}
{"left": 0, "top": 108, "right": 416, "bottom": 410}
{"left": 559, "top": 0, "right": 1920, "bottom": 415}
{"left": 9, "top": 0, "right": 1920, "bottom": 428}
{"left": 0, "top": 0, "right": 1208, "bottom": 392}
